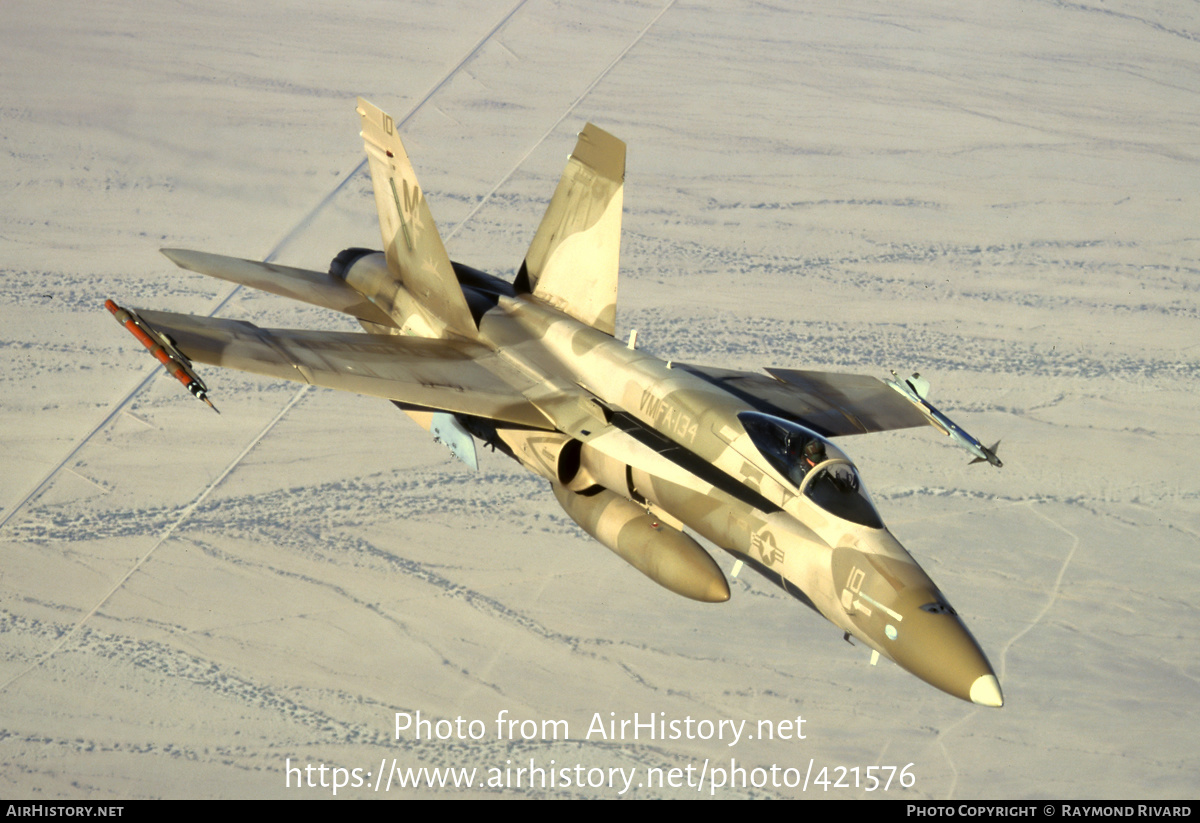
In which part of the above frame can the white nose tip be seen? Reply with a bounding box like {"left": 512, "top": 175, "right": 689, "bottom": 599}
{"left": 969, "top": 674, "right": 1004, "bottom": 707}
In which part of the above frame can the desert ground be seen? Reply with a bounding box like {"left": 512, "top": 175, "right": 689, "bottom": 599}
{"left": 1, "top": 0, "right": 1197, "bottom": 799}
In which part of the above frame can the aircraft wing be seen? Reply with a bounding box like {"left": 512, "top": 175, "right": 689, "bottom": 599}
{"left": 675, "top": 363, "right": 931, "bottom": 437}
{"left": 131, "top": 308, "right": 552, "bottom": 429}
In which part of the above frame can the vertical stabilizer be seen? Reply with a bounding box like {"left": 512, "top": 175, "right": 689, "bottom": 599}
{"left": 356, "top": 98, "right": 476, "bottom": 338}
{"left": 517, "top": 124, "right": 625, "bottom": 336}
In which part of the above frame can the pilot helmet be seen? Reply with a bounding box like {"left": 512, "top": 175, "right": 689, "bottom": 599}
{"left": 803, "top": 440, "right": 826, "bottom": 465}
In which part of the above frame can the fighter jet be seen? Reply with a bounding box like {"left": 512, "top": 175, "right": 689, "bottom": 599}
{"left": 106, "top": 98, "right": 1005, "bottom": 706}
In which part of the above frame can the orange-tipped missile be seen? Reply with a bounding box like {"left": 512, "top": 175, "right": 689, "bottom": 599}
{"left": 104, "top": 299, "right": 218, "bottom": 412}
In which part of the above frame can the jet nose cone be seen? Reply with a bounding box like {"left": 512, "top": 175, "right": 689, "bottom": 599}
{"left": 969, "top": 673, "right": 1004, "bottom": 708}
{"left": 887, "top": 592, "right": 1004, "bottom": 706}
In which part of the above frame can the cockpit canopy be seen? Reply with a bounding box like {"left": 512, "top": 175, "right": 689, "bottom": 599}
{"left": 738, "top": 411, "right": 883, "bottom": 528}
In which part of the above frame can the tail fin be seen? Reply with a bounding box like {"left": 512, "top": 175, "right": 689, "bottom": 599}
{"left": 517, "top": 124, "right": 625, "bottom": 336}
{"left": 356, "top": 98, "right": 476, "bottom": 338}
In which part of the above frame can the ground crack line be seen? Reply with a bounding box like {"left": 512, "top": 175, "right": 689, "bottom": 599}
{"left": 933, "top": 501, "right": 1076, "bottom": 799}
{"left": 445, "top": 0, "right": 678, "bottom": 241}
{"left": 997, "top": 502, "right": 1079, "bottom": 674}
{"left": 0, "top": 387, "right": 310, "bottom": 693}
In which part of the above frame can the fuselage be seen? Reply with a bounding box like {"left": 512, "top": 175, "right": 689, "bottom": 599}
{"left": 391, "top": 269, "right": 1004, "bottom": 707}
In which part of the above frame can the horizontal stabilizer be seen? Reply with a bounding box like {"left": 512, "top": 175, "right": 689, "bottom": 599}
{"left": 132, "top": 308, "right": 551, "bottom": 428}
{"left": 162, "top": 248, "right": 398, "bottom": 328}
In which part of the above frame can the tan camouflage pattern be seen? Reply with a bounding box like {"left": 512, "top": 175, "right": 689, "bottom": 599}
{"left": 521, "top": 124, "right": 624, "bottom": 336}
{"left": 357, "top": 98, "right": 477, "bottom": 339}
{"left": 112, "top": 100, "right": 1002, "bottom": 706}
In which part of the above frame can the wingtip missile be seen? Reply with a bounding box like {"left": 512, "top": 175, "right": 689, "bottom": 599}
{"left": 885, "top": 370, "right": 1001, "bottom": 468}
{"left": 104, "top": 299, "right": 218, "bottom": 413}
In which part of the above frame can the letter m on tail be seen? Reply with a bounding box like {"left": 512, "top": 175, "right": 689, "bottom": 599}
{"left": 356, "top": 97, "right": 476, "bottom": 338}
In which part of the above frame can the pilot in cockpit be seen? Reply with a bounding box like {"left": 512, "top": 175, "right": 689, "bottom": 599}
{"left": 802, "top": 440, "right": 826, "bottom": 469}
{"left": 784, "top": 434, "right": 827, "bottom": 485}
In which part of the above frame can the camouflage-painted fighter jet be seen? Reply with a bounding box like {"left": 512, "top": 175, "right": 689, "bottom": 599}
{"left": 107, "top": 99, "right": 1005, "bottom": 706}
